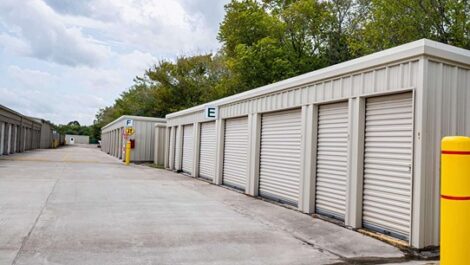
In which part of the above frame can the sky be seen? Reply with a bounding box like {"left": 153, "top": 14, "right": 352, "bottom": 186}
{"left": 0, "top": 0, "right": 229, "bottom": 125}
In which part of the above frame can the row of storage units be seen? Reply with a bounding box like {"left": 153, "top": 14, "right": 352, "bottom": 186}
{"left": 0, "top": 104, "right": 50, "bottom": 155}
{"left": 163, "top": 39, "right": 470, "bottom": 249}
{"left": 101, "top": 116, "right": 166, "bottom": 162}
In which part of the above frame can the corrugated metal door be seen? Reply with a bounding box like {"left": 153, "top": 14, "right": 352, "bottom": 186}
{"left": 182, "top": 124, "right": 193, "bottom": 174}
{"left": 4, "top": 124, "right": 10, "bottom": 154}
{"left": 223, "top": 117, "right": 248, "bottom": 190}
{"left": 315, "top": 102, "right": 349, "bottom": 220}
{"left": 175, "top": 127, "right": 182, "bottom": 170}
{"left": 199, "top": 122, "right": 216, "bottom": 180}
{"left": 362, "top": 92, "right": 413, "bottom": 240}
{"left": 259, "top": 109, "right": 301, "bottom": 206}
{"left": 118, "top": 128, "right": 122, "bottom": 159}
{"left": 167, "top": 127, "right": 172, "bottom": 168}
{"left": 0, "top": 123, "right": 4, "bottom": 155}
{"left": 169, "top": 127, "right": 175, "bottom": 168}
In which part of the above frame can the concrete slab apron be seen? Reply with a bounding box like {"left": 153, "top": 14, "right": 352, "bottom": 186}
{"left": 0, "top": 160, "right": 62, "bottom": 265}
{"left": 1, "top": 146, "right": 407, "bottom": 265}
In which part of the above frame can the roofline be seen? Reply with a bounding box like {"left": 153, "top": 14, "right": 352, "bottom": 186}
{"left": 166, "top": 39, "right": 470, "bottom": 119}
{"left": 0, "top": 104, "right": 43, "bottom": 125}
{"left": 28, "top": 116, "right": 54, "bottom": 126}
{"left": 101, "top": 115, "right": 166, "bottom": 130}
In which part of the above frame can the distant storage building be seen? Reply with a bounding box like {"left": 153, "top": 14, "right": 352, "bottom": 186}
{"left": 29, "top": 117, "right": 54, "bottom": 149}
{"left": 0, "top": 104, "right": 43, "bottom": 155}
{"left": 65, "top": 135, "right": 89, "bottom": 145}
{"left": 101, "top": 115, "right": 166, "bottom": 162}
{"left": 162, "top": 39, "right": 470, "bottom": 249}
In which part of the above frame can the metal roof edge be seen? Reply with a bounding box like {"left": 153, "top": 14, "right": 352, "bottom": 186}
{"left": 65, "top": 134, "right": 89, "bottom": 137}
{"left": 422, "top": 39, "right": 470, "bottom": 65}
{"left": 0, "top": 104, "right": 43, "bottom": 125}
{"left": 27, "top": 116, "right": 55, "bottom": 126}
{"left": 0, "top": 104, "right": 24, "bottom": 118}
{"left": 101, "top": 115, "right": 166, "bottom": 130}
{"left": 166, "top": 39, "right": 470, "bottom": 119}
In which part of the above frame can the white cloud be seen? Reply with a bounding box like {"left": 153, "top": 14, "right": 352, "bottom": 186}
{"left": 117, "top": 50, "right": 158, "bottom": 74}
{"left": 0, "top": 86, "right": 55, "bottom": 118}
{"left": 0, "top": 0, "right": 230, "bottom": 125}
{"left": 7, "top": 65, "right": 57, "bottom": 87}
{"left": 0, "top": 0, "right": 111, "bottom": 66}
{"left": 0, "top": 34, "right": 31, "bottom": 55}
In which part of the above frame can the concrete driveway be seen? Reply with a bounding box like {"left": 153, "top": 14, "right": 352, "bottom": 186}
{"left": 0, "top": 146, "right": 433, "bottom": 265}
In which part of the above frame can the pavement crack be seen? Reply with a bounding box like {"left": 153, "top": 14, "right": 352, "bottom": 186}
{"left": 11, "top": 172, "right": 61, "bottom": 265}
{"left": 219, "top": 200, "right": 347, "bottom": 261}
{"left": 328, "top": 256, "right": 415, "bottom": 265}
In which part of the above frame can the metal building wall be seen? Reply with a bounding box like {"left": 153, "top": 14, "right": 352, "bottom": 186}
{"left": 130, "top": 120, "right": 155, "bottom": 161}
{"left": 415, "top": 58, "right": 470, "bottom": 248}
{"left": 65, "top": 135, "right": 89, "bottom": 144}
{"left": 162, "top": 40, "right": 470, "bottom": 249}
{"left": 154, "top": 124, "right": 167, "bottom": 166}
{"left": 0, "top": 105, "right": 43, "bottom": 154}
{"left": 39, "top": 120, "right": 53, "bottom": 149}
{"left": 101, "top": 116, "right": 166, "bottom": 162}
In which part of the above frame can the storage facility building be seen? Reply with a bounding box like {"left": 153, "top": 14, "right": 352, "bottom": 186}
{"left": 65, "top": 135, "right": 89, "bottom": 145}
{"left": 163, "top": 39, "right": 470, "bottom": 249}
{"left": 30, "top": 117, "right": 54, "bottom": 149}
{"left": 101, "top": 115, "right": 166, "bottom": 162}
{"left": 0, "top": 104, "right": 43, "bottom": 155}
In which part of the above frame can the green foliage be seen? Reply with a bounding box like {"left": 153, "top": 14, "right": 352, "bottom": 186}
{"left": 54, "top": 122, "right": 98, "bottom": 143}
{"left": 92, "top": 54, "right": 231, "bottom": 137}
{"left": 348, "top": 0, "right": 470, "bottom": 55}
{"left": 93, "top": 0, "right": 469, "bottom": 137}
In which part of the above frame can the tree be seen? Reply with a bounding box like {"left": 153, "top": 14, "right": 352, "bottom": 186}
{"left": 54, "top": 121, "right": 97, "bottom": 142}
{"left": 92, "top": 0, "right": 469, "bottom": 139}
{"left": 218, "top": 0, "right": 338, "bottom": 93}
{"left": 67, "top": 121, "right": 80, "bottom": 126}
{"left": 92, "top": 54, "right": 230, "bottom": 130}
{"left": 349, "top": 0, "right": 470, "bottom": 55}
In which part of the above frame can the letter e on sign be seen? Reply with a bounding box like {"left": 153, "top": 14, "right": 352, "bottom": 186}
{"left": 205, "top": 106, "right": 218, "bottom": 119}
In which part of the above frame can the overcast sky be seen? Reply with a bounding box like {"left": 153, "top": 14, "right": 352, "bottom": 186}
{"left": 0, "top": 0, "right": 229, "bottom": 125}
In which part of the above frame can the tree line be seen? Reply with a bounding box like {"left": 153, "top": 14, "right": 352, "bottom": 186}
{"left": 54, "top": 121, "right": 101, "bottom": 143}
{"left": 92, "top": 0, "right": 469, "bottom": 138}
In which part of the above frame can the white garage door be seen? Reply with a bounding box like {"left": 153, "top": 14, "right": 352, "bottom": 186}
{"left": 223, "top": 117, "right": 249, "bottom": 190}
{"left": 182, "top": 124, "right": 193, "bottom": 174}
{"left": 259, "top": 109, "right": 302, "bottom": 206}
{"left": 199, "top": 122, "right": 216, "bottom": 180}
{"left": 362, "top": 92, "right": 413, "bottom": 240}
{"left": 0, "top": 122, "right": 4, "bottom": 155}
{"left": 315, "top": 102, "right": 349, "bottom": 220}
{"left": 170, "top": 127, "right": 176, "bottom": 168}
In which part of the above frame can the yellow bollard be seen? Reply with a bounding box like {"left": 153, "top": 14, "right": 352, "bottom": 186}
{"left": 125, "top": 140, "right": 131, "bottom": 166}
{"left": 441, "top": 136, "right": 470, "bottom": 265}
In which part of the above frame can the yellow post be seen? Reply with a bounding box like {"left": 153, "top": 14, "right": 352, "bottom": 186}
{"left": 441, "top": 136, "right": 470, "bottom": 265}
{"left": 125, "top": 140, "right": 131, "bottom": 166}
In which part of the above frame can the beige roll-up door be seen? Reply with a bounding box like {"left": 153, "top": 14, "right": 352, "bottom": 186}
{"left": 167, "top": 127, "right": 172, "bottom": 168}
{"left": 118, "top": 129, "right": 122, "bottom": 158}
{"left": 175, "top": 127, "right": 182, "bottom": 170}
{"left": 0, "top": 122, "right": 4, "bottom": 155}
{"left": 169, "top": 127, "right": 175, "bottom": 168}
{"left": 182, "top": 124, "right": 193, "bottom": 174}
{"left": 315, "top": 102, "right": 349, "bottom": 220}
{"left": 259, "top": 109, "right": 302, "bottom": 206}
{"left": 199, "top": 122, "right": 216, "bottom": 180}
{"left": 223, "top": 116, "right": 249, "bottom": 190}
{"left": 362, "top": 92, "right": 413, "bottom": 240}
{"left": 0, "top": 122, "right": 8, "bottom": 155}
